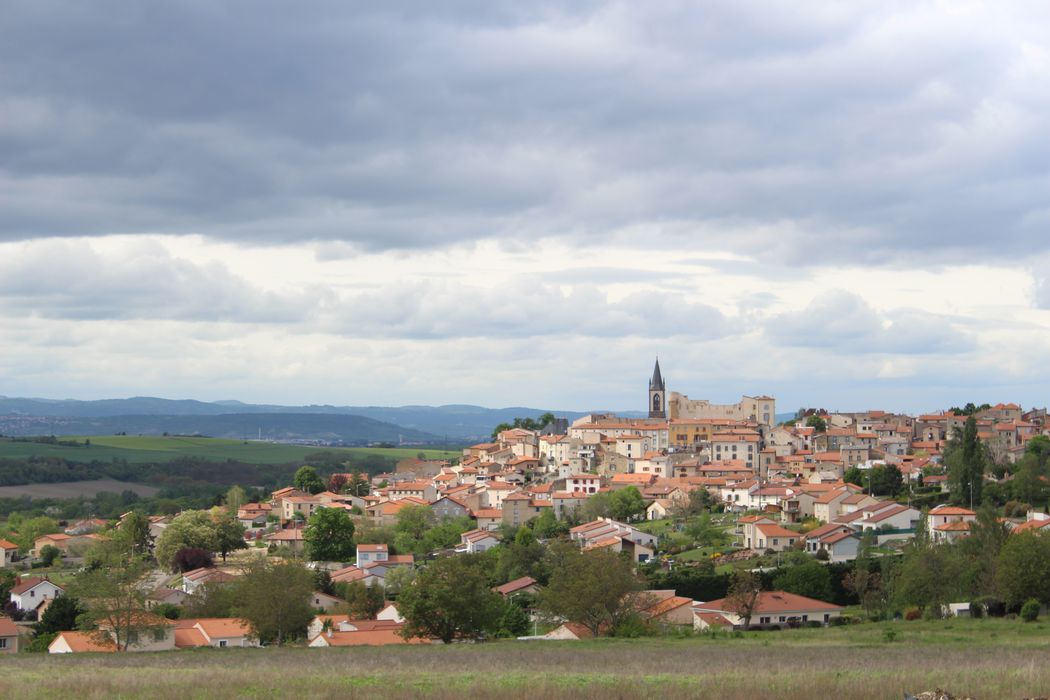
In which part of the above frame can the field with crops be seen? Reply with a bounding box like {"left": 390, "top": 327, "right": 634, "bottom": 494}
{"left": 0, "top": 479, "right": 159, "bottom": 499}
{"left": 2, "top": 619, "right": 1049, "bottom": 699}
{"left": 0, "top": 435, "right": 461, "bottom": 465}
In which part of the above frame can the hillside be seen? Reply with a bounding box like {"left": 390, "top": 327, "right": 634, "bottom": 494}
{"left": 0, "top": 396, "right": 644, "bottom": 439}
{"left": 0, "top": 412, "right": 438, "bottom": 445}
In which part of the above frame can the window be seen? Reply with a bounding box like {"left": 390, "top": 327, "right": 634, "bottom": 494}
{"left": 154, "top": 629, "right": 167, "bottom": 642}
{"left": 128, "top": 631, "right": 139, "bottom": 645}
{"left": 219, "top": 640, "right": 228, "bottom": 648}
{"left": 759, "top": 617, "right": 770, "bottom": 624}
{"left": 779, "top": 616, "right": 786, "bottom": 622}
{"left": 0, "top": 638, "right": 7, "bottom": 649}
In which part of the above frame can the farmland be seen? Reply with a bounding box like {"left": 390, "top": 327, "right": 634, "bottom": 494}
{"left": 2, "top": 619, "right": 1049, "bottom": 699}
{"left": 0, "top": 479, "right": 159, "bottom": 500}
{"left": 0, "top": 435, "right": 461, "bottom": 466}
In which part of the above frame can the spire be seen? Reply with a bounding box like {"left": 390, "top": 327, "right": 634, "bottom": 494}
{"left": 649, "top": 357, "right": 664, "bottom": 391}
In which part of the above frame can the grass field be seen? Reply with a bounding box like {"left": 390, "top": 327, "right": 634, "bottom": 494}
{"left": 0, "top": 479, "right": 159, "bottom": 499}
{"left": 2, "top": 619, "right": 1049, "bottom": 699}
{"left": 0, "top": 435, "right": 461, "bottom": 465}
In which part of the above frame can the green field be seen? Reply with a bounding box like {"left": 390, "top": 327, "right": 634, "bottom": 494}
{"left": 0, "top": 435, "right": 461, "bottom": 465}
{"left": 2, "top": 619, "right": 1048, "bottom": 699}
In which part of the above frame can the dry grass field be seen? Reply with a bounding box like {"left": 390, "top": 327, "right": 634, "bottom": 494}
{"left": 3, "top": 619, "right": 1050, "bottom": 699}
{"left": 0, "top": 478, "right": 159, "bottom": 499}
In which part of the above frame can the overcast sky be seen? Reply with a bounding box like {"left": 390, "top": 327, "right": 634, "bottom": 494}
{"left": 3, "top": 1, "right": 1050, "bottom": 414}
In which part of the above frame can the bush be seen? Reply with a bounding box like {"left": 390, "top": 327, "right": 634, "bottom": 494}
{"left": 814, "top": 548, "right": 830, "bottom": 561}
{"left": 1021, "top": 599, "right": 1040, "bottom": 622}
{"left": 969, "top": 602, "right": 984, "bottom": 619}
{"left": 904, "top": 607, "right": 922, "bottom": 621}
{"left": 38, "top": 545, "right": 61, "bottom": 567}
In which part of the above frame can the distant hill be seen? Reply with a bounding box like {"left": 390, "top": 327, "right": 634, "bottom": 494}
{"left": 0, "top": 412, "right": 438, "bottom": 445}
{"left": 0, "top": 396, "right": 644, "bottom": 440}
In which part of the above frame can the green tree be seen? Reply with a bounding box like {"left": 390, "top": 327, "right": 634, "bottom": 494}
{"left": 843, "top": 466, "right": 864, "bottom": 489}
{"left": 536, "top": 542, "right": 644, "bottom": 637}
{"left": 347, "top": 471, "right": 370, "bottom": 497}
{"left": 34, "top": 594, "right": 85, "bottom": 635}
{"left": 868, "top": 464, "right": 903, "bottom": 497}
{"left": 342, "top": 580, "right": 385, "bottom": 618}
{"left": 14, "top": 516, "right": 59, "bottom": 554}
{"left": 393, "top": 504, "right": 436, "bottom": 554}
{"left": 293, "top": 466, "right": 326, "bottom": 495}
{"left": 211, "top": 508, "right": 248, "bottom": 562}
{"left": 995, "top": 531, "right": 1050, "bottom": 608}
{"left": 182, "top": 580, "right": 238, "bottom": 618}
{"left": 946, "top": 416, "right": 986, "bottom": 508}
{"left": 225, "top": 485, "right": 247, "bottom": 511}
{"left": 805, "top": 415, "right": 827, "bottom": 433}
{"left": 154, "top": 510, "right": 220, "bottom": 572}
{"left": 70, "top": 539, "right": 165, "bottom": 651}
{"left": 671, "top": 488, "right": 712, "bottom": 520}
{"left": 304, "top": 507, "right": 356, "bottom": 562}
{"left": 531, "top": 508, "right": 569, "bottom": 539}
{"left": 38, "top": 544, "right": 61, "bottom": 567}
{"left": 773, "top": 560, "right": 833, "bottom": 602}
{"left": 398, "top": 554, "right": 504, "bottom": 643}
{"left": 610, "top": 487, "right": 647, "bottom": 522}
{"left": 495, "top": 597, "right": 531, "bottom": 638}
{"left": 117, "top": 511, "right": 152, "bottom": 557}
{"left": 496, "top": 526, "right": 548, "bottom": 583}
{"left": 234, "top": 558, "right": 315, "bottom": 645}
{"left": 581, "top": 491, "right": 615, "bottom": 520}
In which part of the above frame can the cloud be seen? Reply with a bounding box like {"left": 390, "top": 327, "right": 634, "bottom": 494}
{"left": 763, "top": 290, "right": 974, "bottom": 355}
{"left": 2, "top": 2, "right": 1050, "bottom": 265}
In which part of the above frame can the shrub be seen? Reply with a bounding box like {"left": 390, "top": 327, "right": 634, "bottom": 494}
{"left": 38, "top": 545, "right": 61, "bottom": 568}
{"left": 814, "top": 548, "right": 830, "bottom": 561}
{"left": 904, "top": 607, "right": 922, "bottom": 621}
{"left": 882, "top": 628, "right": 897, "bottom": 643}
{"left": 969, "top": 602, "right": 985, "bottom": 619}
{"left": 1021, "top": 599, "right": 1040, "bottom": 622}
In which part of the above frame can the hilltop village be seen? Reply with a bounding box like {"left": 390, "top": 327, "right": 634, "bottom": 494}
{"left": 2, "top": 359, "right": 1050, "bottom": 653}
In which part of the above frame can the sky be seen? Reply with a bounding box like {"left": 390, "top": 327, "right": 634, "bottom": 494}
{"left": 3, "top": 1, "right": 1050, "bottom": 414}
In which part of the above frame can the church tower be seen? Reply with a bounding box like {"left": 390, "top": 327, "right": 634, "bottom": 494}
{"left": 648, "top": 358, "right": 666, "bottom": 419}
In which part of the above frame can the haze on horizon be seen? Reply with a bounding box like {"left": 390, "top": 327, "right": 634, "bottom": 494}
{"left": 3, "top": 2, "right": 1050, "bottom": 416}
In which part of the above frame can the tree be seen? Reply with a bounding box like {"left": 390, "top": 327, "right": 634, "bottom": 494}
{"left": 225, "top": 485, "right": 247, "bottom": 511}
{"left": 393, "top": 504, "right": 437, "bottom": 554}
{"left": 843, "top": 531, "right": 884, "bottom": 619}
{"left": 995, "top": 532, "right": 1050, "bottom": 608}
{"left": 843, "top": 466, "right": 864, "bottom": 489}
{"left": 773, "top": 561, "right": 833, "bottom": 602}
{"left": 868, "top": 464, "right": 903, "bottom": 497}
{"left": 671, "top": 488, "right": 712, "bottom": 520}
{"left": 234, "top": 558, "right": 315, "bottom": 645}
{"left": 382, "top": 565, "right": 416, "bottom": 597}
{"left": 609, "top": 487, "right": 647, "bottom": 522}
{"left": 304, "top": 507, "right": 356, "bottom": 562}
{"left": 13, "top": 516, "right": 59, "bottom": 554}
{"left": 212, "top": 508, "right": 248, "bottom": 562}
{"left": 531, "top": 509, "right": 568, "bottom": 539}
{"left": 685, "top": 513, "right": 731, "bottom": 547}
{"left": 117, "top": 511, "right": 152, "bottom": 557}
{"left": 70, "top": 539, "right": 166, "bottom": 652}
{"left": 398, "top": 554, "right": 504, "bottom": 643}
{"left": 34, "top": 594, "right": 85, "bottom": 635}
{"left": 327, "top": 473, "right": 349, "bottom": 494}
{"left": 946, "top": 416, "right": 986, "bottom": 507}
{"left": 496, "top": 527, "right": 548, "bottom": 584}
{"left": 348, "top": 472, "right": 370, "bottom": 497}
{"left": 342, "top": 581, "right": 385, "bottom": 618}
{"left": 39, "top": 544, "right": 61, "bottom": 567}
{"left": 581, "top": 491, "right": 615, "bottom": 521}
{"left": 154, "top": 510, "right": 220, "bottom": 572}
{"left": 536, "top": 542, "right": 645, "bottom": 637}
{"left": 172, "top": 547, "right": 215, "bottom": 572}
{"left": 805, "top": 415, "right": 827, "bottom": 433}
{"left": 293, "top": 466, "right": 325, "bottom": 495}
{"left": 182, "top": 580, "right": 237, "bottom": 618}
{"left": 724, "top": 570, "right": 762, "bottom": 630}
{"left": 495, "top": 597, "right": 531, "bottom": 638}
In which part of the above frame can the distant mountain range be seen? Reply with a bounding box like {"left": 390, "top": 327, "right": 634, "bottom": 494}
{"left": 0, "top": 396, "right": 644, "bottom": 442}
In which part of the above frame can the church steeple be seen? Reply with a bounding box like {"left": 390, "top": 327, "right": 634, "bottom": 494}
{"left": 648, "top": 357, "right": 666, "bottom": 419}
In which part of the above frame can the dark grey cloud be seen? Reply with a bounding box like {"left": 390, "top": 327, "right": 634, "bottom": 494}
{"left": 3, "top": 2, "right": 1050, "bottom": 265}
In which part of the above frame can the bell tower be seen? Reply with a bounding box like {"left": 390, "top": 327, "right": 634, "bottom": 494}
{"left": 648, "top": 358, "right": 666, "bottom": 419}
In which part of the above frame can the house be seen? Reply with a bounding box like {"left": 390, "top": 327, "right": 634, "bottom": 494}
{"left": 542, "top": 622, "right": 594, "bottom": 640}
{"left": 9, "top": 577, "right": 64, "bottom": 611}
{"left": 148, "top": 587, "right": 189, "bottom": 609}
{"left": 377, "top": 602, "right": 405, "bottom": 623}
{"left": 0, "top": 539, "right": 18, "bottom": 568}
{"left": 694, "top": 591, "right": 843, "bottom": 629}
{"left": 502, "top": 493, "right": 553, "bottom": 528}
{"left": 48, "top": 631, "right": 116, "bottom": 653}
{"left": 181, "top": 567, "right": 238, "bottom": 595}
{"left": 582, "top": 535, "right": 654, "bottom": 563}
{"left": 928, "top": 505, "right": 977, "bottom": 543}
{"left": 308, "top": 627, "right": 429, "bottom": 647}
{"left": 473, "top": 508, "right": 504, "bottom": 531}
{"left": 639, "top": 591, "right": 694, "bottom": 628}
{"left": 174, "top": 618, "right": 258, "bottom": 648}
{"left": 357, "top": 543, "right": 389, "bottom": 565}
{"left": 311, "top": 591, "right": 345, "bottom": 612}
{"left": 430, "top": 496, "right": 471, "bottom": 521}
{"left": 751, "top": 522, "right": 800, "bottom": 552}
{"left": 493, "top": 576, "right": 540, "bottom": 598}
{"left": 307, "top": 616, "right": 404, "bottom": 639}
{"left": 459, "top": 529, "right": 500, "bottom": 553}
{"left": 0, "top": 616, "right": 18, "bottom": 653}
{"left": 264, "top": 524, "right": 307, "bottom": 553}
{"left": 646, "top": 499, "right": 675, "bottom": 521}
